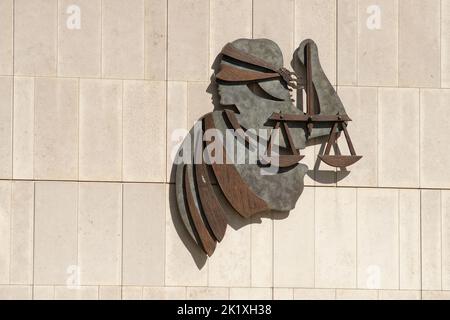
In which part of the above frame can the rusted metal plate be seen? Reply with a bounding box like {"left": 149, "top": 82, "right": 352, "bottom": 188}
{"left": 184, "top": 165, "right": 216, "bottom": 256}
{"left": 211, "top": 109, "right": 306, "bottom": 212}
{"left": 269, "top": 113, "right": 351, "bottom": 122}
{"left": 216, "top": 64, "right": 280, "bottom": 83}
{"left": 319, "top": 155, "right": 362, "bottom": 168}
{"left": 219, "top": 42, "right": 300, "bottom": 89}
{"left": 223, "top": 109, "right": 249, "bottom": 143}
{"left": 317, "top": 122, "right": 362, "bottom": 168}
{"left": 260, "top": 154, "right": 304, "bottom": 168}
{"left": 221, "top": 42, "right": 280, "bottom": 72}
{"left": 194, "top": 161, "right": 227, "bottom": 242}
{"left": 306, "top": 42, "right": 316, "bottom": 116}
{"left": 283, "top": 121, "right": 299, "bottom": 156}
{"left": 204, "top": 113, "right": 269, "bottom": 218}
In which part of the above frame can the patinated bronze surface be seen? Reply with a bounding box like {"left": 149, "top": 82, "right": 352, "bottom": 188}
{"left": 174, "top": 38, "right": 361, "bottom": 256}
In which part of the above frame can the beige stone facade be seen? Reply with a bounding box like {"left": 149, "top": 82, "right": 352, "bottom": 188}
{"left": 0, "top": 0, "right": 449, "bottom": 300}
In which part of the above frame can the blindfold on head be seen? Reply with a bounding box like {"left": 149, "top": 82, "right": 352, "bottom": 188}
{"left": 216, "top": 43, "right": 300, "bottom": 90}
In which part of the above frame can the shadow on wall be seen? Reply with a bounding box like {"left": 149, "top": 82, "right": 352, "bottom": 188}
{"left": 168, "top": 182, "right": 289, "bottom": 269}
{"left": 169, "top": 47, "right": 351, "bottom": 268}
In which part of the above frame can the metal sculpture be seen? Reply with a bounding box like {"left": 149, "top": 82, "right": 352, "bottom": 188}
{"left": 174, "top": 39, "right": 361, "bottom": 256}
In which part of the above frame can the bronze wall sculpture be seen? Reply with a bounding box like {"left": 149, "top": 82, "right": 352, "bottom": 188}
{"left": 174, "top": 39, "right": 361, "bottom": 256}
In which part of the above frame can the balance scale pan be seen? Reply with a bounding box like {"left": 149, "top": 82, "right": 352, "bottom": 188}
{"left": 318, "top": 155, "right": 362, "bottom": 168}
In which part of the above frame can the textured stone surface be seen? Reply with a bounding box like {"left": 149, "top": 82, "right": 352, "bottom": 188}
{"left": 102, "top": 0, "right": 145, "bottom": 79}
{"left": 186, "top": 287, "right": 229, "bottom": 300}
{"left": 143, "top": 287, "right": 186, "bottom": 300}
{"left": 294, "top": 288, "right": 336, "bottom": 300}
{"left": 12, "top": 77, "right": 34, "bottom": 179}
{"left": 145, "top": 0, "right": 167, "bottom": 80}
{"left": 0, "top": 77, "right": 12, "bottom": 178}
{"left": 33, "top": 286, "right": 55, "bottom": 300}
{"left": 78, "top": 183, "right": 122, "bottom": 285}
{"left": 58, "top": 0, "right": 101, "bottom": 77}
{"left": 420, "top": 89, "right": 450, "bottom": 188}
{"left": 54, "top": 286, "right": 98, "bottom": 300}
{"left": 296, "top": 0, "right": 336, "bottom": 85}
{"left": 422, "top": 291, "right": 450, "bottom": 300}
{"left": 79, "top": 80, "right": 122, "bottom": 181}
{"left": 379, "top": 290, "right": 421, "bottom": 300}
{"left": 167, "top": 81, "right": 188, "bottom": 183}
{"left": 399, "top": 190, "right": 421, "bottom": 290}
{"left": 273, "top": 288, "right": 293, "bottom": 300}
{"left": 315, "top": 187, "right": 357, "bottom": 288}
{"left": 0, "top": 182, "right": 11, "bottom": 284}
{"left": 443, "top": 1, "right": 450, "bottom": 88}
{"left": 14, "top": 0, "right": 57, "bottom": 76}
{"left": 165, "top": 185, "right": 208, "bottom": 287}
{"left": 421, "top": 190, "right": 442, "bottom": 290}
{"left": 254, "top": 0, "right": 294, "bottom": 61}
{"left": 358, "top": 0, "right": 398, "bottom": 86}
{"left": 337, "top": 87, "right": 378, "bottom": 187}
{"left": 337, "top": 0, "right": 357, "bottom": 85}
{"left": 207, "top": 192, "right": 251, "bottom": 287}
{"left": 274, "top": 188, "right": 314, "bottom": 287}
{"left": 336, "top": 289, "right": 378, "bottom": 300}
{"left": 378, "top": 88, "right": 419, "bottom": 187}
{"left": 168, "top": 0, "right": 209, "bottom": 81}
{"left": 123, "top": 80, "right": 166, "bottom": 182}
{"left": 357, "top": 189, "right": 399, "bottom": 289}
{"left": 210, "top": 0, "right": 252, "bottom": 67}
{"left": 251, "top": 217, "right": 273, "bottom": 287}
{"left": 0, "top": 0, "right": 13, "bottom": 75}
{"left": 122, "top": 286, "right": 143, "bottom": 300}
{"left": 34, "top": 78, "right": 78, "bottom": 180}
{"left": 399, "top": 0, "right": 440, "bottom": 87}
{"left": 10, "top": 182, "right": 34, "bottom": 285}
{"left": 34, "top": 182, "right": 78, "bottom": 285}
{"left": 443, "top": 191, "right": 450, "bottom": 290}
{"left": 0, "top": 286, "right": 32, "bottom": 300}
{"left": 99, "top": 286, "right": 121, "bottom": 300}
{"left": 123, "top": 184, "right": 165, "bottom": 286}
{"left": 229, "top": 288, "right": 271, "bottom": 300}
